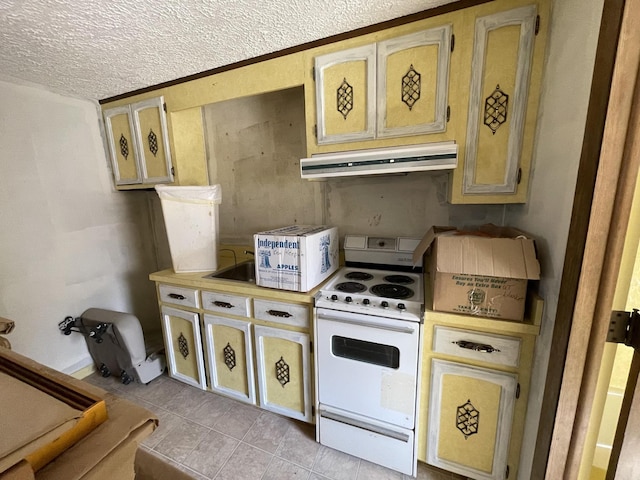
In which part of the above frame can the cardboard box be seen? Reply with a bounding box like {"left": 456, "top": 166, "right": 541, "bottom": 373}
{"left": 0, "top": 351, "right": 109, "bottom": 476}
{"left": 0, "top": 348, "right": 156, "bottom": 480}
{"left": 254, "top": 225, "right": 339, "bottom": 292}
{"left": 414, "top": 225, "right": 540, "bottom": 321}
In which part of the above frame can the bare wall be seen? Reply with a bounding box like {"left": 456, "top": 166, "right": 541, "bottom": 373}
{"left": 204, "top": 87, "right": 324, "bottom": 244}
{"left": 0, "top": 79, "right": 162, "bottom": 373}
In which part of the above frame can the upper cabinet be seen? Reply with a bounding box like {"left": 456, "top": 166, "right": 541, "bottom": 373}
{"left": 103, "top": 96, "right": 174, "bottom": 188}
{"left": 99, "top": 0, "right": 548, "bottom": 203}
{"left": 307, "top": 0, "right": 549, "bottom": 204}
{"left": 449, "top": 2, "right": 548, "bottom": 204}
{"left": 314, "top": 25, "right": 452, "bottom": 145}
{"left": 377, "top": 27, "right": 452, "bottom": 139}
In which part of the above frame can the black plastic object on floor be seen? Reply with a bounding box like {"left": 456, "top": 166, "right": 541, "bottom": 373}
{"left": 59, "top": 308, "right": 166, "bottom": 385}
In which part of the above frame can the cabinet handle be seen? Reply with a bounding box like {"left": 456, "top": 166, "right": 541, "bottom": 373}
{"left": 453, "top": 340, "right": 501, "bottom": 353}
{"left": 213, "top": 301, "right": 234, "bottom": 309}
{"left": 168, "top": 293, "right": 186, "bottom": 300}
{"left": 267, "top": 309, "right": 292, "bottom": 318}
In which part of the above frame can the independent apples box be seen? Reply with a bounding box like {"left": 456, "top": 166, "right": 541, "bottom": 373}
{"left": 413, "top": 225, "right": 540, "bottom": 321}
{"left": 254, "top": 225, "right": 339, "bottom": 292}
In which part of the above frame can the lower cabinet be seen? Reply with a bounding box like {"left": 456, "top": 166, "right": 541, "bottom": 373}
{"left": 254, "top": 325, "right": 312, "bottom": 422}
{"left": 199, "top": 290, "right": 314, "bottom": 423}
{"left": 160, "top": 305, "right": 207, "bottom": 390}
{"left": 418, "top": 299, "right": 542, "bottom": 480}
{"left": 203, "top": 314, "right": 256, "bottom": 404}
{"left": 427, "top": 359, "right": 517, "bottom": 480}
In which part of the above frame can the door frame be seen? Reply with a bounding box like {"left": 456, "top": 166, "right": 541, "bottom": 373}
{"left": 542, "top": 0, "right": 640, "bottom": 477}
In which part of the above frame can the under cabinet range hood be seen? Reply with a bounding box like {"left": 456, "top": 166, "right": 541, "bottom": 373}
{"left": 300, "top": 141, "right": 457, "bottom": 179}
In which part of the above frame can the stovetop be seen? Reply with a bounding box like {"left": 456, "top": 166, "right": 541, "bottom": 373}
{"left": 315, "top": 267, "right": 424, "bottom": 322}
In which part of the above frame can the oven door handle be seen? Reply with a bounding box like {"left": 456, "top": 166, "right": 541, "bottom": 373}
{"left": 318, "top": 408, "right": 410, "bottom": 443}
{"left": 316, "top": 313, "right": 416, "bottom": 334}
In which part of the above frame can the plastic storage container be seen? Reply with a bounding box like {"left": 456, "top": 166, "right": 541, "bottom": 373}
{"left": 155, "top": 185, "right": 222, "bottom": 273}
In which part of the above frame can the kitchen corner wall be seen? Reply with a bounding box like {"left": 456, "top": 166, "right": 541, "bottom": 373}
{"left": 0, "top": 79, "right": 161, "bottom": 373}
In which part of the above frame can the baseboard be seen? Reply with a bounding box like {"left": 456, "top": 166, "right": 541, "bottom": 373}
{"left": 68, "top": 363, "right": 98, "bottom": 380}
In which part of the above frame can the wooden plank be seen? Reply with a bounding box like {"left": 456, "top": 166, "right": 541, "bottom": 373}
{"left": 546, "top": 0, "right": 640, "bottom": 475}
{"left": 0, "top": 349, "right": 108, "bottom": 473}
{"left": 530, "top": 0, "right": 625, "bottom": 477}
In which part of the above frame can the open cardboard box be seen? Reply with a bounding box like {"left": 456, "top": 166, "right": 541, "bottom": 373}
{"left": 0, "top": 348, "right": 157, "bottom": 480}
{"left": 414, "top": 225, "right": 540, "bottom": 321}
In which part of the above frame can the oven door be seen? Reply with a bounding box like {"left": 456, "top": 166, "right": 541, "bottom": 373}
{"left": 315, "top": 307, "right": 420, "bottom": 429}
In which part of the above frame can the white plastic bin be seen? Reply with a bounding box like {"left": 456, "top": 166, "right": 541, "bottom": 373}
{"left": 155, "top": 185, "right": 222, "bottom": 273}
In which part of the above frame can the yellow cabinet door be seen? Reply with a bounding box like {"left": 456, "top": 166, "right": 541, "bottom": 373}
{"left": 451, "top": 4, "right": 546, "bottom": 204}
{"left": 203, "top": 314, "right": 256, "bottom": 405}
{"left": 254, "top": 325, "right": 312, "bottom": 423}
{"left": 315, "top": 44, "right": 376, "bottom": 144}
{"left": 427, "top": 359, "right": 517, "bottom": 480}
{"left": 103, "top": 105, "right": 141, "bottom": 185}
{"left": 377, "top": 24, "right": 452, "bottom": 138}
{"left": 131, "top": 97, "right": 174, "bottom": 184}
{"left": 103, "top": 96, "right": 173, "bottom": 187}
{"left": 161, "top": 306, "right": 206, "bottom": 389}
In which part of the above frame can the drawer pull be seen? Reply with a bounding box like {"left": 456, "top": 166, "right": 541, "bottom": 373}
{"left": 453, "top": 340, "right": 501, "bottom": 353}
{"left": 168, "top": 293, "right": 186, "bottom": 300}
{"left": 267, "top": 309, "right": 292, "bottom": 318}
{"left": 213, "top": 301, "right": 234, "bottom": 309}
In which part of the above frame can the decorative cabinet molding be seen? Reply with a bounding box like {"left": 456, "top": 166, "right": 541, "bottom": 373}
{"left": 103, "top": 96, "right": 173, "bottom": 187}
{"left": 160, "top": 305, "right": 206, "bottom": 389}
{"left": 448, "top": 1, "right": 549, "bottom": 205}
{"left": 203, "top": 314, "right": 256, "bottom": 404}
{"left": 254, "top": 324, "right": 312, "bottom": 423}
{"left": 315, "top": 44, "right": 377, "bottom": 144}
{"left": 427, "top": 359, "right": 517, "bottom": 480}
{"left": 463, "top": 5, "right": 537, "bottom": 196}
{"left": 314, "top": 24, "right": 452, "bottom": 145}
{"left": 377, "top": 25, "right": 452, "bottom": 138}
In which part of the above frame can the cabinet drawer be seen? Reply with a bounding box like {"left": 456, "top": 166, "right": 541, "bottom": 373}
{"left": 432, "top": 326, "right": 521, "bottom": 368}
{"left": 159, "top": 284, "right": 199, "bottom": 309}
{"left": 202, "top": 291, "right": 251, "bottom": 317}
{"left": 253, "top": 299, "right": 309, "bottom": 328}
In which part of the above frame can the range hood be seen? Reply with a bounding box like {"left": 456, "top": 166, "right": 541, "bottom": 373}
{"left": 300, "top": 141, "right": 457, "bottom": 180}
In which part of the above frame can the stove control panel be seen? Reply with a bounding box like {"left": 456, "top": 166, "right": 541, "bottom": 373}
{"left": 316, "top": 292, "right": 423, "bottom": 321}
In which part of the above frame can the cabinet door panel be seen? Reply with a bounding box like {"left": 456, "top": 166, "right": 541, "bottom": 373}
{"left": 132, "top": 97, "right": 173, "bottom": 184}
{"left": 315, "top": 44, "right": 376, "bottom": 144}
{"left": 254, "top": 325, "right": 312, "bottom": 422}
{"left": 378, "top": 25, "right": 451, "bottom": 137}
{"left": 161, "top": 306, "right": 206, "bottom": 389}
{"left": 463, "top": 5, "right": 537, "bottom": 196}
{"left": 203, "top": 314, "right": 256, "bottom": 404}
{"left": 103, "top": 106, "right": 141, "bottom": 185}
{"left": 428, "top": 359, "right": 517, "bottom": 480}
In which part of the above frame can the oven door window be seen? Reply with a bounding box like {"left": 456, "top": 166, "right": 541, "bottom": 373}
{"left": 331, "top": 335, "right": 400, "bottom": 369}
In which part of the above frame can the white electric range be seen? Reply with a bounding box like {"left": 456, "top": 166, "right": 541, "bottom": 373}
{"left": 314, "top": 235, "right": 424, "bottom": 477}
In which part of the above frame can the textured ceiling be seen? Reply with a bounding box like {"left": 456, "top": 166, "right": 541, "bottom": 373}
{"left": 0, "top": 0, "right": 457, "bottom": 100}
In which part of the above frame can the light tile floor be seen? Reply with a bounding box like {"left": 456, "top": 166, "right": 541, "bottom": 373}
{"left": 85, "top": 372, "right": 465, "bottom": 480}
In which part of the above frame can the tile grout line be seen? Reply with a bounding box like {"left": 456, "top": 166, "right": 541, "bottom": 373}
{"left": 142, "top": 447, "right": 205, "bottom": 479}
{"left": 210, "top": 406, "right": 263, "bottom": 480}
{"left": 210, "top": 438, "right": 243, "bottom": 480}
